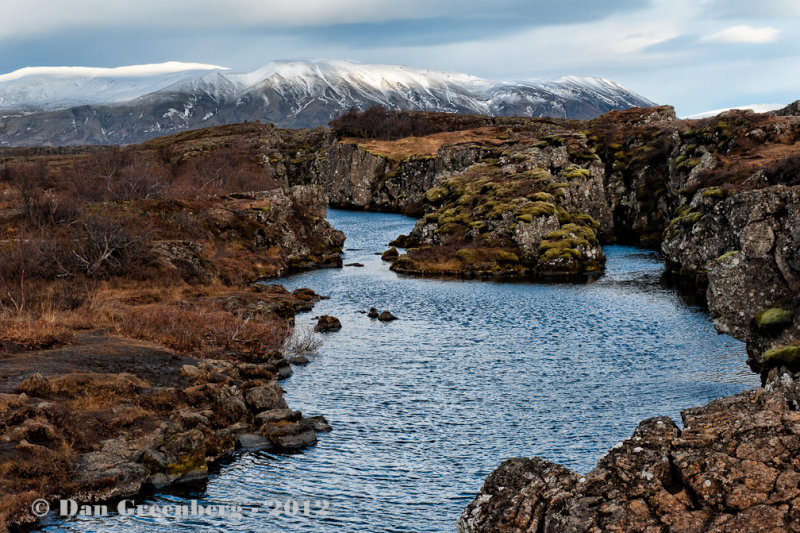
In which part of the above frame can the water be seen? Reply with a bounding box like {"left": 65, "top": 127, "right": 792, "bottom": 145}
{"left": 41, "top": 209, "right": 759, "bottom": 532}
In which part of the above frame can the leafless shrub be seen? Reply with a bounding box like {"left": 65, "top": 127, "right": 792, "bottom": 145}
{"left": 110, "top": 157, "right": 165, "bottom": 200}
{"left": 281, "top": 324, "right": 322, "bottom": 358}
{"left": 66, "top": 215, "right": 150, "bottom": 278}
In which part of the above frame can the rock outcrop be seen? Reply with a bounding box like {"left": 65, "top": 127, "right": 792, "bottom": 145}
{"left": 458, "top": 372, "right": 800, "bottom": 533}
{"left": 661, "top": 185, "right": 800, "bottom": 377}
{"left": 388, "top": 129, "right": 610, "bottom": 278}
{"left": 311, "top": 141, "right": 486, "bottom": 215}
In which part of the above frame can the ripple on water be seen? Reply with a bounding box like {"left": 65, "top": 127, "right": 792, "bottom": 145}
{"left": 41, "top": 209, "right": 759, "bottom": 533}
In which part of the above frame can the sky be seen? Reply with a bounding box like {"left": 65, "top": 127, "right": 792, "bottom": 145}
{"left": 1, "top": 0, "right": 798, "bottom": 116}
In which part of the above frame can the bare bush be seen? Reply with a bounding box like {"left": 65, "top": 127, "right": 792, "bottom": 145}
{"left": 68, "top": 215, "right": 150, "bottom": 278}
{"left": 281, "top": 324, "right": 322, "bottom": 358}
{"left": 110, "top": 157, "right": 165, "bottom": 200}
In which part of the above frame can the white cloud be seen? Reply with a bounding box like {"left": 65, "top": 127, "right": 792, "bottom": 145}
{"left": 613, "top": 32, "right": 680, "bottom": 54}
{"left": 702, "top": 25, "right": 780, "bottom": 44}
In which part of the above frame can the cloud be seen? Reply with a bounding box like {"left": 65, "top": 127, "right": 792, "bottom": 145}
{"left": 702, "top": 25, "right": 781, "bottom": 44}
{"left": 0, "top": 0, "right": 649, "bottom": 41}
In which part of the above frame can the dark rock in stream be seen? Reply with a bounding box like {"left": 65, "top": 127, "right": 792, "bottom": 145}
{"left": 381, "top": 246, "right": 400, "bottom": 261}
{"left": 314, "top": 315, "right": 342, "bottom": 332}
{"left": 368, "top": 307, "right": 380, "bottom": 319}
{"left": 378, "top": 311, "right": 398, "bottom": 322}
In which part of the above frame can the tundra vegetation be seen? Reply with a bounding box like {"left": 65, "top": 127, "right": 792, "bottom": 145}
{"left": 0, "top": 123, "right": 343, "bottom": 530}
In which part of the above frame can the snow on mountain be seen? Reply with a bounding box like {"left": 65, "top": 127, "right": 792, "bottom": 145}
{"left": 0, "top": 62, "right": 226, "bottom": 111}
{"left": 0, "top": 59, "right": 656, "bottom": 146}
{"left": 684, "top": 103, "right": 784, "bottom": 120}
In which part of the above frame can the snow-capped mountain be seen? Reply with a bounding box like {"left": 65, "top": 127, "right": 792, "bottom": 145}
{"left": 0, "top": 62, "right": 226, "bottom": 112}
{"left": 0, "top": 59, "right": 656, "bottom": 146}
{"left": 684, "top": 103, "right": 784, "bottom": 120}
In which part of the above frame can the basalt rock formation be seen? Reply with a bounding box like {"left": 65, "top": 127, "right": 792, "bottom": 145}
{"left": 458, "top": 370, "right": 800, "bottom": 533}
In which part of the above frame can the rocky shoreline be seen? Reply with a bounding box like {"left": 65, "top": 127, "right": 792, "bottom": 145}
{"left": 458, "top": 369, "right": 800, "bottom": 533}
{"left": 0, "top": 286, "right": 332, "bottom": 531}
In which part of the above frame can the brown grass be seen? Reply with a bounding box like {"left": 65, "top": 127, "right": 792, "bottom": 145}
{"left": 112, "top": 304, "right": 288, "bottom": 356}
{"left": 345, "top": 126, "right": 507, "bottom": 161}
{"left": 0, "top": 319, "right": 74, "bottom": 350}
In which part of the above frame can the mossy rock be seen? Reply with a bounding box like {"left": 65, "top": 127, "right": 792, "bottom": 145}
{"left": 540, "top": 247, "right": 581, "bottom": 262}
{"left": 497, "top": 251, "right": 520, "bottom": 264}
{"left": 755, "top": 308, "right": 795, "bottom": 334}
{"left": 762, "top": 345, "right": 800, "bottom": 371}
{"left": 570, "top": 213, "right": 600, "bottom": 229}
{"left": 563, "top": 166, "right": 591, "bottom": 180}
{"left": 456, "top": 249, "right": 477, "bottom": 264}
{"left": 701, "top": 187, "right": 728, "bottom": 199}
{"left": 516, "top": 201, "right": 556, "bottom": 218}
{"left": 424, "top": 186, "right": 449, "bottom": 204}
{"left": 529, "top": 192, "right": 553, "bottom": 202}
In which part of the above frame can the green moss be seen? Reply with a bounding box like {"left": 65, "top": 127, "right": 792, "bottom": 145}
{"left": 570, "top": 213, "right": 600, "bottom": 229}
{"left": 540, "top": 247, "right": 581, "bottom": 262}
{"left": 563, "top": 166, "right": 591, "bottom": 180}
{"left": 755, "top": 308, "right": 795, "bottom": 333}
{"left": 523, "top": 169, "right": 552, "bottom": 182}
{"left": 701, "top": 187, "right": 726, "bottom": 198}
{"left": 165, "top": 450, "right": 208, "bottom": 478}
{"left": 424, "top": 186, "right": 449, "bottom": 204}
{"left": 457, "top": 194, "right": 475, "bottom": 206}
{"left": 516, "top": 201, "right": 556, "bottom": 218}
{"left": 716, "top": 250, "right": 740, "bottom": 262}
{"left": 529, "top": 192, "right": 553, "bottom": 202}
{"left": 517, "top": 214, "right": 533, "bottom": 223}
{"left": 762, "top": 346, "right": 800, "bottom": 371}
{"left": 455, "top": 249, "right": 477, "bottom": 264}
{"left": 497, "top": 251, "right": 520, "bottom": 264}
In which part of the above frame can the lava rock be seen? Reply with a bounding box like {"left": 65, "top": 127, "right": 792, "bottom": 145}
{"left": 378, "top": 311, "right": 398, "bottom": 322}
{"left": 289, "top": 355, "right": 310, "bottom": 365}
{"left": 314, "top": 315, "right": 342, "bottom": 332}
{"left": 381, "top": 247, "right": 399, "bottom": 261}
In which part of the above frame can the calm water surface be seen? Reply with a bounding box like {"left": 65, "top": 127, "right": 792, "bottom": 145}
{"left": 42, "top": 209, "right": 759, "bottom": 532}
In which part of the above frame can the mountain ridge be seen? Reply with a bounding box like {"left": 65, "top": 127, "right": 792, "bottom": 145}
{"left": 0, "top": 59, "right": 656, "bottom": 146}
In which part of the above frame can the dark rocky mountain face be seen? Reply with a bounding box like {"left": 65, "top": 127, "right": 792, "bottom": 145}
{"left": 0, "top": 60, "right": 655, "bottom": 146}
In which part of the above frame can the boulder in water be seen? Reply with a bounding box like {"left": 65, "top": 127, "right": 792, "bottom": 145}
{"left": 314, "top": 315, "right": 342, "bottom": 332}
{"left": 378, "top": 311, "right": 398, "bottom": 322}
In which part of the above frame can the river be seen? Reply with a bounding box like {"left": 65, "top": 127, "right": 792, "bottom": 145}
{"left": 40, "top": 208, "right": 759, "bottom": 532}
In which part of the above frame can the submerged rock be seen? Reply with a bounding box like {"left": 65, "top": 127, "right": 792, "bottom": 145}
{"left": 314, "top": 315, "right": 342, "bottom": 332}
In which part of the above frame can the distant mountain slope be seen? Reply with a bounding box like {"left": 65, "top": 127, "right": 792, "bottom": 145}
{"left": 0, "top": 59, "right": 656, "bottom": 146}
{"left": 684, "top": 103, "right": 784, "bottom": 119}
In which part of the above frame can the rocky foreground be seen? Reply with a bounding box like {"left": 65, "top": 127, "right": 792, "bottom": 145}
{"left": 458, "top": 369, "right": 800, "bottom": 533}
{"left": 0, "top": 129, "right": 346, "bottom": 530}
